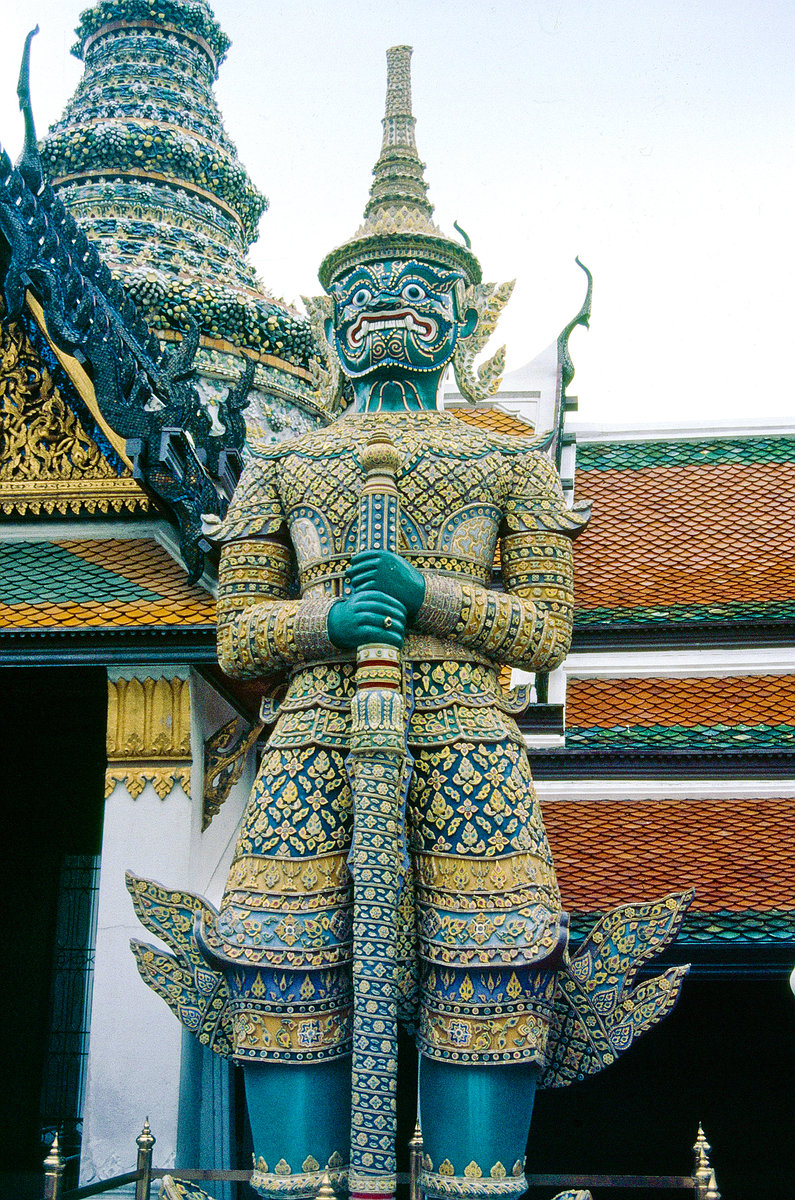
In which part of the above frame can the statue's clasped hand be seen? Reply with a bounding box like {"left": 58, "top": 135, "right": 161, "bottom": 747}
{"left": 347, "top": 550, "right": 426, "bottom": 615}
{"left": 326, "top": 551, "right": 426, "bottom": 651}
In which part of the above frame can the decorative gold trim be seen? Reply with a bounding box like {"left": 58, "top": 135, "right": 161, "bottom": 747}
{"left": 0, "top": 476, "right": 149, "bottom": 517}
{"left": 225, "top": 852, "right": 349, "bottom": 895}
{"left": 25, "top": 292, "right": 134, "bottom": 467}
{"left": 249, "top": 1161, "right": 348, "bottom": 1199}
{"left": 105, "top": 764, "right": 191, "bottom": 800}
{"left": 0, "top": 308, "right": 148, "bottom": 516}
{"left": 105, "top": 676, "right": 192, "bottom": 800}
{"left": 420, "top": 1010, "right": 548, "bottom": 1063}
{"left": 414, "top": 850, "right": 557, "bottom": 896}
{"left": 158, "top": 329, "right": 313, "bottom": 381}
{"left": 421, "top": 1169, "right": 526, "bottom": 1198}
{"left": 233, "top": 1008, "right": 350, "bottom": 1055}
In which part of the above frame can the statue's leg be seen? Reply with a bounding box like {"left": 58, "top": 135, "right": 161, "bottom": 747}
{"left": 209, "top": 731, "right": 356, "bottom": 1199}
{"left": 410, "top": 734, "right": 566, "bottom": 1199}
{"left": 246, "top": 1059, "right": 351, "bottom": 1197}
{"left": 420, "top": 1057, "right": 539, "bottom": 1196}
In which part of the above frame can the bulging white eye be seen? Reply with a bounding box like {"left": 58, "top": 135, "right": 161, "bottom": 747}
{"left": 402, "top": 282, "right": 426, "bottom": 303}
{"left": 352, "top": 288, "right": 372, "bottom": 307}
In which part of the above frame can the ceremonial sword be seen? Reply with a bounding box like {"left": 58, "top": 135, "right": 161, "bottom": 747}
{"left": 346, "top": 434, "right": 412, "bottom": 1200}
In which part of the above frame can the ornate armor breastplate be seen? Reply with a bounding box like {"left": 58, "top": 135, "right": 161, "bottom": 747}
{"left": 275, "top": 412, "right": 509, "bottom": 596}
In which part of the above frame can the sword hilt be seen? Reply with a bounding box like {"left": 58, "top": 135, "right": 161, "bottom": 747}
{"left": 358, "top": 432, "right": 401, "bottom": 556}
{"left": 356, "top": 434, "right": 403, "bottom": 692}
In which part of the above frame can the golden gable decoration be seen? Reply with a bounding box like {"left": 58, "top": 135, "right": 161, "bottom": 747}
{"left": 0, "top": 315, "right": 149, "bottom": 516}
{"left": 106, "top": 675, "right": 192, "bottom": 799}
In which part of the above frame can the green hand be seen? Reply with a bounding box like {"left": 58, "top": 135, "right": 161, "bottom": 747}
{"left": 347, "top": 550, "right": 426, "bottom": 618}
{"left": 327, "top": 588, "right": 408, "bottom": 650}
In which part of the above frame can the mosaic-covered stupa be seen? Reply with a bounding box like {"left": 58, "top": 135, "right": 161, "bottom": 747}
{"left": 40, "top": 0, "right": 321, "bottom": 446}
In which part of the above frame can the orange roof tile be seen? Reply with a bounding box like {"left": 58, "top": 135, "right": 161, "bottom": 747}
{"left": 0, "top": 539, "right": 215, "bottom": 630}
{"left": 566, "top": 675, "right": 795, "bottom": 730}
{"left": 573, "top": 441, "right": 795, "bottom": 624}
{"left": 449, "top": 406, "right": 535, "bottom": 437}
{"left": 542, "top": 797, "right": 795, "bottom": 912}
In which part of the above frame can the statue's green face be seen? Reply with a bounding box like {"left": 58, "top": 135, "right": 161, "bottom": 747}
{"left": 329, "top": 259, "right": 469, "bottom": 381}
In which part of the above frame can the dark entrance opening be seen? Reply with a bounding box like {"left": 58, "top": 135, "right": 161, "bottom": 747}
{"left": 526, "top": 974, "right": 795, "bottom": 1197}
{"left": 0, "top": 666, "right": 106, "bottom": 1199}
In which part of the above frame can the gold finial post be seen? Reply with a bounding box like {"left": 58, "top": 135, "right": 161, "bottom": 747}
{"left": 43, "top": 1132, "right": 65, "bottom": 1200}
{"left": 692, "top": 1124, "right": 712, "bottom": 1200}
{"left": 316, "top": 1170, "right": 336, "bottom": 1200}
{"left": 135, "top": 1118, "right": 156, "bottom": 1200}
{"left": 704, "top": 1167, "right": 721, "bottom": 1200}
{"left": 409, "top": 1117, "right": 423, "bottom": 1200}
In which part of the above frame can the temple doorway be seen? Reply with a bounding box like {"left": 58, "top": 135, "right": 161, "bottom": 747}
{"left": 0, "top": 666, "right": 106, "bottom": 1199}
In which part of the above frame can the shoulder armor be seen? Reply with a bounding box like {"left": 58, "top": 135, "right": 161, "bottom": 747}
{"left": 203, "top": 454, "right": 285, "bottom": 545}
{"left": 503, "top": 450, "right": 591, "bottom": 539}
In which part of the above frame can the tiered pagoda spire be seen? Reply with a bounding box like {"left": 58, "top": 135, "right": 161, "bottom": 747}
{"left": 40, "top": 0, "right": 313, "bottom": 371}
{"left": 363, "top": 44, "right": 434, "bottom": 219}
{"left": 319, "top": 45, "right": 481, "bottom": 289}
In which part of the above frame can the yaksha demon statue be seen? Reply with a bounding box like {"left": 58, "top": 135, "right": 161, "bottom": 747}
{"left": 130, "top": 45, "right": 691, "bottom": 1200}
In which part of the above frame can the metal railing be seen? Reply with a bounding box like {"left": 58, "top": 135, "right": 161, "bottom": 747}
{"left": 43, "top": 1120, "right": 721, "bottom": 1200}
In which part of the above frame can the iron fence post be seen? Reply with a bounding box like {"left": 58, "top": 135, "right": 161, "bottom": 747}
{"left": 692, "top": 1124, "right": 713, "bottom": 1200}
{"left": 704, "top": 1167, "right": 721, "bottom": 1200}
{"left": 409, "top": 1118, "right": 423, "bottom": 1200}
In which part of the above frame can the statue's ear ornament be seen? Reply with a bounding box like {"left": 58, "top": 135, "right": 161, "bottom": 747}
{"left": 302, "top": 293, "right": 346, "bottom": 415}
{"left": 452, "top": 278, "right": 515, "bottom": 404}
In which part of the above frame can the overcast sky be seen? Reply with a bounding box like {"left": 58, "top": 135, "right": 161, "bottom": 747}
{"left": 2, "top": 0, "right": 794, "bottom": 428}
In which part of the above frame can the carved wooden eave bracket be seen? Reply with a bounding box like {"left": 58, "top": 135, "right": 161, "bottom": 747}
{"left": 202, "top": 713, "right": 263, "bottom": 830}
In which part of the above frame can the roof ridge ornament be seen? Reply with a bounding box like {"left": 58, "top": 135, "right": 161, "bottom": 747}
{"left": 16, "top": 26, "right": 43, "bottom": 195}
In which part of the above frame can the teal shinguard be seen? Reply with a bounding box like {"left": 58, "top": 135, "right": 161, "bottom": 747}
{"left": 246, "top": 1059, "right": 352, "bottom": 1199}
{"left": 420, "top": 1058, "right": 539, "bottom": 1200}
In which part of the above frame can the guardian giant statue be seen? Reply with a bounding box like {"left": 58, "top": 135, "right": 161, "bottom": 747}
{"left": 131, "top": 46, "right": 691, "bottom": 1200}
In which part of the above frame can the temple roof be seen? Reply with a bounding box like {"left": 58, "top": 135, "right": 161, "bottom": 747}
{"left": 544, "top": 796, "right": 795, "bottom": 948}
{"left": 449, "top": 405, "right": 536, "bottom": 438}
{"left": 564, "top": 674, "right": 795, "bottom": 752}
{"left": 572, "top": 434, "right": 795, "bottom": 630}
{"left": 544, "top": 796, "right": 795, "bottom": 915}
{"left": 0, "top": 538, "right": 215, "bottom": 631}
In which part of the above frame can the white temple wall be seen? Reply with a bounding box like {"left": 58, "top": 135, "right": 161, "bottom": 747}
{"left": 79, "top": 665, "right": 254, "bottom": 1185}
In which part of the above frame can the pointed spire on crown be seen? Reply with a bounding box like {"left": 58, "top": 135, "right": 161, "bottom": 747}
{"left": 318, "top": 46, "right": 481, "bottom": 290}
{"left": 364, "top": 46, "right": 433, "bottom": 219}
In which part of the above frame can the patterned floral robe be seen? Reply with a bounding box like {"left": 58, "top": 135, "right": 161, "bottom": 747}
{"left": 204, "top": 410, "right": 587, "bottom": 1071}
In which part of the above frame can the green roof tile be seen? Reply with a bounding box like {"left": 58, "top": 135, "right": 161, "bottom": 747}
{"left": 576, "top": 435, "right": 795, "bottom": 473}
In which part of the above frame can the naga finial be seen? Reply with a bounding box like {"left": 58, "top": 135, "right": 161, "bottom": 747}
{"left": 558, "top": 256, "right": 593, "bottom": 396}
{"left": 16, "top": 26, "right": 43, "bottom": 194}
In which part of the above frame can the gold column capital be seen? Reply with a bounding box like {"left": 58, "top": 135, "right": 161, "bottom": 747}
{"left": 105, "top": 674, "right": 192, "bottom": 799}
